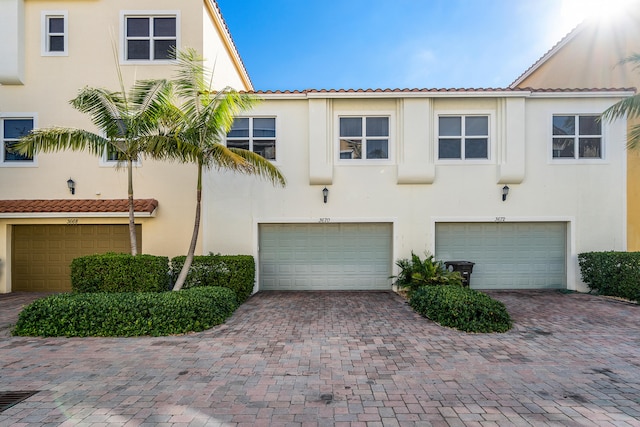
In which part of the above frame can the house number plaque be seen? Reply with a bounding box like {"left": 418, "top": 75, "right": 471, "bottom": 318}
{"left": 67, "top": 218, "right": 79, "bottom": 225}
{"left": 319, "top": 218, "right": 331, "bottom": 223}
{"left": 495, "top": 217, "right": 506, "bottom": 222}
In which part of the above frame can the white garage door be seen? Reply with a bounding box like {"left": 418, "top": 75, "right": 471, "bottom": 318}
{"left": 435, "top": 222, "right": 566, "bottom": 290}
{"left": 259, "top": 223, "right": 392, "bottom": 291}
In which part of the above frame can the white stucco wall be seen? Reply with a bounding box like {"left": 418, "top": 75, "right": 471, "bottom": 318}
{"left": 202, "top": 92, "right": 627, "bottom": 292}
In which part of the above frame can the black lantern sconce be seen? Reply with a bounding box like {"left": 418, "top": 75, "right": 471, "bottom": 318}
{"left": 322, "top": 187, "right": 329, "bottom": 203}
{"left": 502, "top": 185, "right": 509, "bottom": 201}
{"left": 67, "top": 178, "right": 76, "bottom": 195}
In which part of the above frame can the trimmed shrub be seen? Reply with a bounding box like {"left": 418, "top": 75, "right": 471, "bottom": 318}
{"left": 71, "top": 253, "right": 170, "bottom": 293}
{"left": 579, "top": 251, "right": 640, "bottom": 302}
{"left": 409, "top": 286, "right": 512, "bottom": 333}
{"left": 171, "top": 254, "right": 255, "bottom": 303}
{"left": 13, "top": 287, "right": 237, "bottom": 337}
{"left": 392, "top": 252, "right": 462, "bottom": 295}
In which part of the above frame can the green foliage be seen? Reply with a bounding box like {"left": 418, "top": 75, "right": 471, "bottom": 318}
{"left": 71, "top": 253, "right": 170, "bottom": 293}
{"left": 392, "top": 251, "right": 462, "bottom": 294}
{"left": 409, "top": 286, "right": 512, "bottom": 333}
{"left": 13, "top": 287, "right": 237, "bottom": 337}
{"left": 171, "top": 254, "right": 255, "bottom": 303}
{"left": 578, "top": 251, "right": 640, "bottom": 302}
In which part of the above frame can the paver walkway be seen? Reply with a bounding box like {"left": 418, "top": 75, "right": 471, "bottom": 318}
{"left": 0, "top": 290, "right": 639, "bottom": 426}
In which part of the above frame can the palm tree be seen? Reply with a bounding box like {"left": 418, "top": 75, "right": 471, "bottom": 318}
{"left": 601, "top": 53, "right": 640, "bottom": 148}
{"left": 16, "top": 77, "right": 173, "bottom": 255}
{"left": 162, "top": 48, "right": 286, "bottom": 291}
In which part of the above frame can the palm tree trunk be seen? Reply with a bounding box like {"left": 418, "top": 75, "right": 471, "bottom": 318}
{"left": 172, "top": 164, "right": 203, "bottom": 291}
{"left": 127, "top": 159, "right": 138, "bottom": 256}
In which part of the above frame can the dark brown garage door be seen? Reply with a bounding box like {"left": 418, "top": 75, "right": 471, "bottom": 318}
{"left": 11, "top": 224, "right": 141, "bottom": 292}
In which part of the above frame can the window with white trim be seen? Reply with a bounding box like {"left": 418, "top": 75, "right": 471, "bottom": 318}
{"left": 1, "top": 117, "right": 34, "bottom": 164}
{"left": 226, "top": 117, "right": 276, "bottom": 160}
{"left": 99, "top": 141, "right": 141, "bottom": 167}
{"left": 438, "top": 115, "right": 489, "bottom": 160}
{"left": 123, "top": 13, "right": 177, "bottom": 61}
{"left": 339, "top": 116, "right": 389, "bottom": 160}
{"left": 41, "top": 11, "right": 68, "bottom": 56}
{"left": 552, "top": 115, "right": 602, "bottom": 159}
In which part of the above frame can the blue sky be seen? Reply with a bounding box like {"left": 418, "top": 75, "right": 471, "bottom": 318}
{"left": 216, "top": 0, "right": 596, "bottom": 91}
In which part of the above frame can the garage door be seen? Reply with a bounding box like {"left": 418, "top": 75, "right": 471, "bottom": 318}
{"left": 259, "top": 223, "right": 392, "bottom": 290}
{"left": 435, "top": 222, "right": 566, "bottom": 289}
{"left": 11, "top": 224, "right": 141, "bottom": 292}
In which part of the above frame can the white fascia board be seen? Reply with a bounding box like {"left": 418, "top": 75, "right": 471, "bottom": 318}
{"left": 528, "top": 90, "right": 635, "bottom": 98}
{"left": 304, "top": 91, "right": 531, "bottom": 99}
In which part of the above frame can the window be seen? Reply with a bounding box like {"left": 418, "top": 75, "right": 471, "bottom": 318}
{"left": 1, "top": 118, "right": 34, "bottom": 164}
{"left": 552, "top": 115, "right": 602, "bottom": 159}
{"left": 123, "top": 13, "right": 177, "bottom": 61}
{"left": 227, "top": 117, "right": 276, "bottom": 160}
{"left": 41, "top": 11, "right": 68, "bottom": 56}
{"left": 438, "top": 115, "right": 489, "bottom": 160}
{"left": 100, "top": 142, "right": 141, "bottom": 167}
{"left": 339, "top": 116, "right": 389, "bottom": 160}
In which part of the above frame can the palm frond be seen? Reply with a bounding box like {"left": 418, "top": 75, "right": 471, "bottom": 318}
{"left": 70, "top": 87, "right": 126, "bottom": 137}
{"left": 627, "top": 124, "right": 640, "bottom": 150}
{"left": 618, "top": 53, "right": 640, "bottom": 71}
{"left": 15, "top": 128, "right": 107, "bottom": 156}
{"left": 601, "top": 94, "right": 640, "bottom": 121}
{"left": 224, "top": 147, "right": 286, "bottom": 186}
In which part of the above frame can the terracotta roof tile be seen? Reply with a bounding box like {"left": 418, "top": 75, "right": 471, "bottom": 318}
{"left": 0, "top": 199, "right": 158, "bottom": 214}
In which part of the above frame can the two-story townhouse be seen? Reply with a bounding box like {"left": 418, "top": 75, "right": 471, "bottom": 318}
{"left": 207, "top": 88, "right": 629, "bottom": 292}
{"left": 0, "top": 0, "right": 251, "bottom": 293}
{"left": 510, "top": 9, "right": 640, "bottom": 250}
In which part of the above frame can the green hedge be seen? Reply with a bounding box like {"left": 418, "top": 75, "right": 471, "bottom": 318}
{"left": 13, "top": 287, "right": 237, "bottom": 337}
{"left": 171, "top": 254, "right": 255, "bottom": 303}
{"left": 409, "top": 286, "right": 512, "bottom": 333}
{"left": 71, "top": 253, "right": 170, "bottom": 293}
{"left": 578, "top": 251, "right": 640, "bottom": 302}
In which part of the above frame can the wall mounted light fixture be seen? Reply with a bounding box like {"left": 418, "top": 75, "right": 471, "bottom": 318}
{"left": 502, "top": 185, "right": 509, "bottom": 201}
{"left": 322, "top": 187, "right": 329, "bottom": 203}
{"left": 67, "top": 178, "right": 76, "bottom": 195}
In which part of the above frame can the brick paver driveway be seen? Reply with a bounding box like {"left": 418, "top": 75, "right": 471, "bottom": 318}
{"left": 1, "top": 290, "right": 639, "bottom": 426}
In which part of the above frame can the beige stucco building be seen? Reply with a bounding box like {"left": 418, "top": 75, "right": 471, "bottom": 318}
{"left": 0, "top": 0, "right": 251, "bottom": 293}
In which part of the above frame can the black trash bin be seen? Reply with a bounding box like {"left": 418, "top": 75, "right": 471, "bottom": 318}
{"left": 444, "top": 261, "right": 475, "bottom": 287}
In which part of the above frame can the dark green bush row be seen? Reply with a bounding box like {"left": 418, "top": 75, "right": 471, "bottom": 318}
{"left": 579, "top": 251, "right": 640, "bottom": 302}
{"left": 171, "top": 254, "right": 255, "bottom": 303}
{"left": 13, "top": 287, "right": 237, "bottom": 337}
{"left": 71, "top": 253, "right": 170, "bottom": 293}
{"left": 409, "top": 286, "right": 512, "bottom": 333}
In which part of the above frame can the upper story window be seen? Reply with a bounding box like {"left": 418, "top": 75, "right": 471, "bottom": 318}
{"left": 438, "top": 115, "right": 489, "bottom": 160}
{"left": 99, "top": 141, "right": 141, "bottom": 167}
{"left": 226, "top": 117, "right": 276, "bottom": 160}
{"left": 552, "top": 115, "right": 602, "bottom": 159}
{"left": 339, "top": 116, "right": 389, "bottom": 160}
{"left": 122, "top": 12, "right": 178, "bottom": 62}
{"left": 41, "top": 11, "right": 68, "bottom": 56}
{"left": 1, "top": 117, "right": 35, "bottom": 166}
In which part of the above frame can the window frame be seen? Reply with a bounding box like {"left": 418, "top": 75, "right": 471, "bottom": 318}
{"left": 550, "top": 113, "right": 605, "bottom": 163}
{"left": 41, "top": 10, "right": 68, "bottom": 56}
{"left": 336, "top": 113, "right": 393, "bottom": 164}
{"left": 120, "top": 10, "right": 180, "bottom": 64}
{"left": 435, "top": 112, "right": 493, "bottom": 163}
{"left": 0, "top": 114, "right": 38, "bottom": 167}
{"left": 225, "top": 116, "right": 278, "bottom": 162}
{"left": 99, "top": 140, "right": 142, "bottom": 168}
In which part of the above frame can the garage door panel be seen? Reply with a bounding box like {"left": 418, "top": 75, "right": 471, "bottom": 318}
{"left": 12, "top": 224, "right": 141, "bottom": 292}
{"left": 436, "top": 222, "right": 566, "bottom": 290}
{"left": 259, "top": 223, "right": 392, "bottom": 291}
